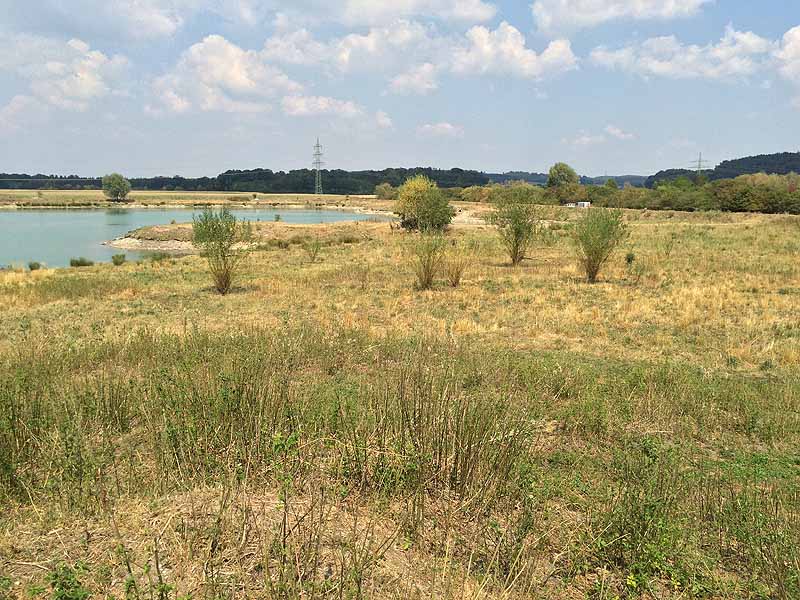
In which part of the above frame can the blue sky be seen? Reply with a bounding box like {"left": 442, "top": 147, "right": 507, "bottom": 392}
{"left": 1, "top": 1, "right": 798, "bottom": 177}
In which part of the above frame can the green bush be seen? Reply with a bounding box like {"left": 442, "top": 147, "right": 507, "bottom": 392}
{"left": 69, "top": 257, "right": 94, "bottom": 268}
{"left": 374, "top": 183, "right": 398, "bottom": 200}
{"left": 395, "top": 175, "right": 454, "bottom": 232}
{"left": 489, "top": 197, "right": 541, "bottom": 266}
{"left": 192, "top": 207, "right": 253, "bottom": 295}
{"left": 410, "top": 233, "right": 446, "bottom": 290}
{"left": 148, "top": 252, "right": 171, "bottom": 263}
{"left": 28, "top": 261, "right": 41, "bottom": 271}
{"left": 572, "top": 208, "right": 629, "bottom": 283}
{"left": 111, "top": 254, "right": 126, "bottom": 266}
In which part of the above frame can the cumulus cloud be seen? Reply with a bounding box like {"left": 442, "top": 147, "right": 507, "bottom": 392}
{"left": 264, "top": 20, "right": 576, "bottom": 84}
{"left": 590, "top": 25, "right": 775, "bottom": 80}
{"left": 532, "top": 0, "right": 712, "bottom": 35}
{"left": 389, "top": 63, "right": 439, "bottom": 95}
{"left": 776, "top": 26, "right": 800, "bottom": 83}
{"left": 775, "top": 26, "right": 800, "bottom": 109}
{"left": 263, "top": 20, "right": 439, "bottom": 72}
{"left": 340, "top": 0, "right": 496, "bottom": 26}
{"left": 417, "top": 121, "right": 464, "bottom": 137}
{"left": 281, "top": 95, "right": 364, "bottom": 118}
{"left": 605, "top": 124, "right": 634, "bottom": 140}
{"left": 0, "top": 33, "right": 129, "bottom": 111}
{"left": 451, "top": 22, "right": 577, "bottom": 78}
{"left": 150, "top": 35, "right": 301, "bottom": 114}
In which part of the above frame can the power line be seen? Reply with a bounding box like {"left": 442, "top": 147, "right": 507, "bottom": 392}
{"left": 313, "top": 138, "right": 324, "bottom": 195}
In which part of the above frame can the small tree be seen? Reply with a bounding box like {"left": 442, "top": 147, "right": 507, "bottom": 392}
{"left": 192, "top": 207, "right": 253, "bottom": 295}
{"left": 374, "top": 183, "right": 397, "bottom": 200}
{"left": 547, "top": 163, "right": 579, "bottom": 188}
{"left": 102, "top": 173, "right": 131, "bottom": 202}
{"left": 490, "top": 198, "right": 541, "bottom": 266}
{"left": 572, "top": 208, "right": 629, "bottom": 283}
{"left": 395, "top": 175, "right": 454, "bottom": 232}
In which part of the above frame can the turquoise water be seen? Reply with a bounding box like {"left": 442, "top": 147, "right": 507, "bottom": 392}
{"left": 0, "top": 208, "right": 381, "bottom": 268}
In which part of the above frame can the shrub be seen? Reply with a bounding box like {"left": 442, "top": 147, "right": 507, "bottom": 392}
{"left": 395, "top": 175, "right": 454, "bottom": 232}
{"left": 69, "top": 257, "right": 94, "bottom": 268}
{"left": 304, "top": 239, "right": 322, "bottom": 263}
{"left": 192, "top": 207, "right": 253, "bottom": 295}
{"left": 444, "top": 241, "right": 470, "bottom": 287}
{"left": 111, "top": 254, "right": 126, "bottom": 266}
{"left": 274, "top": 214, "right": 282, "bottom": 222}
{"left": 148, "top": 252, "right": 171, "bottom": 263}
{"left": 374, "top": 183, "right": 398, "bottom": 200}
{"left": 490, "top": 198, "right": 541, "bottom": 266}
{"left": 411, "top": 233, "right": 446, "bottom": 290}
{"left": 101, "top": 173, "right": 131, "bottom": 202}
{"left": 572, "top": 208, "right": 629, "bottom": 283}
{"left": 28, "top": 261, "right": 41, "bottom": 271}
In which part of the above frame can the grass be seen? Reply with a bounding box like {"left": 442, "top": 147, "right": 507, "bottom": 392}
{"left": 0, "top": 209, "right": 798, "bottom": 598}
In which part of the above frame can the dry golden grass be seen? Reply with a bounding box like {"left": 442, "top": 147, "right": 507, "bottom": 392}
{"left": 1, "top": 206, "right": 799, "bottom": 599}
{"left": 2, "top": 211, "right": 796, "bottom": 373}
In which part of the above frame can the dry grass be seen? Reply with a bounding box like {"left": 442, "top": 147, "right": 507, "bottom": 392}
{"left": 1, "top": 208, "right": 799, "bottom": 598}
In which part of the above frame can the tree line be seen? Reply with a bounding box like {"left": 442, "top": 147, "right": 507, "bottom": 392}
{"left": 378, "top": 164, "right": 800, "bottom": 215}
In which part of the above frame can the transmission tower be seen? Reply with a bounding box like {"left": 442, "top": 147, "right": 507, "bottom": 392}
{"left": 313, "top": 138, "right": 324, "bottom": 195}
{"left": 688, "top": 152, "right": 712, "bottom": 179}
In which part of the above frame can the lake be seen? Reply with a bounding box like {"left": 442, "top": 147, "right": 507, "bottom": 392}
{"left": 0, "top": 207, "right": 382, "bottom": 268}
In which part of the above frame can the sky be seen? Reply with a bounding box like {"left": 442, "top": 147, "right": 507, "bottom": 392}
{"left": 1, "top": 0, "right": 799, "bottom": 178}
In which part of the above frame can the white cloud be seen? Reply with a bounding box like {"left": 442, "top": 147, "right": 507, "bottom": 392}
{"left": 417, "top": 121, "right": 464, "bottom": 137}
{"left": 262, "top": 28, "right": 329, "bottom": 66}
{"left": 389, "top": 63, "right": 439, "bottom": 95}
{"left": 340, "top": 0, "right": 496, "bottom": 25}
{"left": 776, "top": 26, "right": 800, "bottom": 84}
{"left": 563, "top": 131, "right": 606, "bottom": 147}
{"left": 282, "top": 95, "right": 364, "bottom": 118}
{"left": 0, "top": 95, "right": 46, "bottom": 132}
{"left": 590, "top": 25, "right": 775, "bottom": 80}
{"left": 375, "top": 110, "right": 394, "bottom": 128}
{"left": 532, "top": 0, "right": 712, "bottom": 35}
{"left": 605, "top": 124, "right": 634, "bottom": 140}
{"left": 264, "top": 20, "right": 441, "bottom": 73}
{"left": 151, "top": 35, "right": 301, "bottom": 114}
{"left": 451, "top": 22, "right": 577, "bottom": 78}
{"left": 0, "top": 33, "right": 129, "bottom": 111}
{"left": 0, "top": 0, "right": 274, "bottom": 40}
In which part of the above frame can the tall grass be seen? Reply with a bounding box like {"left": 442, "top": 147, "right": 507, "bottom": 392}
{"left": 1, "top": 325, "right": 798, "bottom": 597}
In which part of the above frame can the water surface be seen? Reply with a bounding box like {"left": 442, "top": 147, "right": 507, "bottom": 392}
{"left": 0, "top": 207, "right": 380, "bottom": 268}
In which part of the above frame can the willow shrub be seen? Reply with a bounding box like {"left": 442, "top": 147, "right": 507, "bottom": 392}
{"left": 192, "top": 207, "right": 253, "bottom": 295}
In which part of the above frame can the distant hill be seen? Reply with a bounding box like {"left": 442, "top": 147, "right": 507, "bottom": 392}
{"left": 646, "top": 152, "right": 800, "bottom": 187}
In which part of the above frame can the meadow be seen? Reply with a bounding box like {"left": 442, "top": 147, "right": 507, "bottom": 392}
{"left": 0, "top": 202, "right": 798, "bottom": 599}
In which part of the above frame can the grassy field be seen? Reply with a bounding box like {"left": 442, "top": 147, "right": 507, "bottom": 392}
{"left": 1, "top": 207, "right": 799, "bottom": 598}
